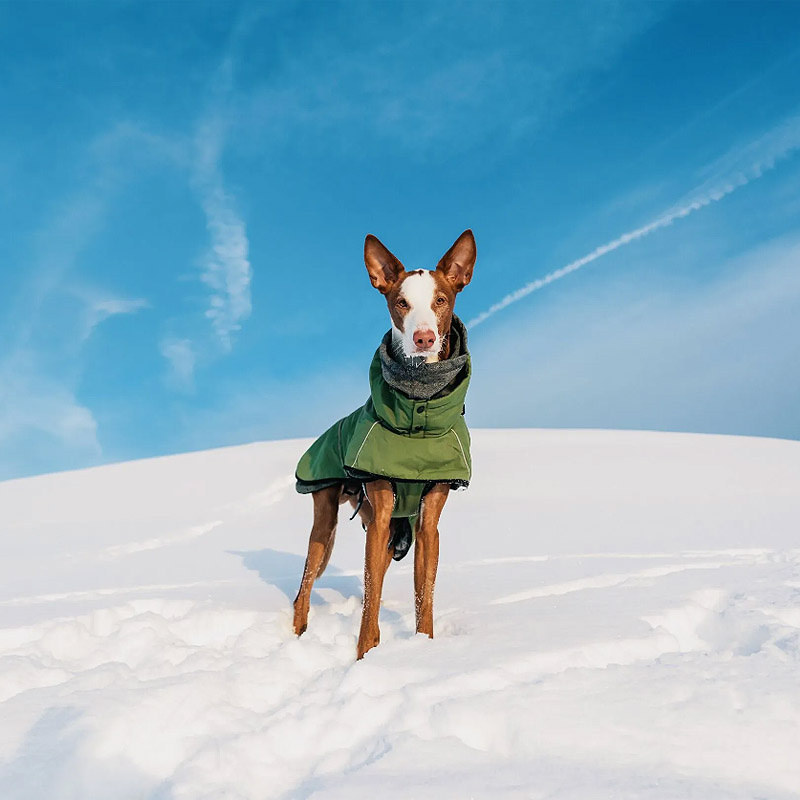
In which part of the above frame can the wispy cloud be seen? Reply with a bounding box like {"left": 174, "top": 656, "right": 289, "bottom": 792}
{"left": 80, "top": 294, "right": 150, "bottom": 341}
{"left": 469, "top": 113, "right": 800, "bottom": 328}
{"left": 159, "top": 336, "right": 196, "bottom": 392}
{"left": 0, "top": 134, "right": 153, "bottom": 477}
{"left": 0, "top": 195, "right": 106, "bottom": 477}
{"left": 153, "top": 40, "right": 253, "bottom": 365}
{"left": 193, "top": 118, "right": 252, "bottom": 352}
{"left": 0, "top": 368, "right": 98, "bottom": 451}
{"left": 1, "top": 16, "right": 255, "bottom": 478}
{"left": 243, "top": 3, "right": 664, "bottom": 155}
{"left": 89, "top": 96, "right": 253, "bottom": 366}
{"left": 0, "top": 349, "right": 101, "bottom": 479}
{"left": 467, "top": 233, "right": 800, "bottom": 440}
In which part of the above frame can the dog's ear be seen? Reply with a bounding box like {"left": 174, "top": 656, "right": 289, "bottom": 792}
{"left": 364, "top": 234, "right": 405, "bottom": 294}
{"left": 436, "top": 229, "right": 476, "bottom": 292}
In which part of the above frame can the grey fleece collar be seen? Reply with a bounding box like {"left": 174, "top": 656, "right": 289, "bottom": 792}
{"left": 379, "top": 315, "right": 469, "bottom": 400}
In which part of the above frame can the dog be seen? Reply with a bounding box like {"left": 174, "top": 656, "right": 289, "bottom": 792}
{"left": 292, "top": 230, "right": 476, "bottom": 659}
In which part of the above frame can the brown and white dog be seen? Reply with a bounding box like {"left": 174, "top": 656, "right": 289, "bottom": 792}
{"left": 292, "top": 230, "right": 476, "bottom": 660}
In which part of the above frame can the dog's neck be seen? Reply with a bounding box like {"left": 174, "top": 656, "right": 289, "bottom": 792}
{"left": 391, "top": 326, "right": 450, "bottom": 363}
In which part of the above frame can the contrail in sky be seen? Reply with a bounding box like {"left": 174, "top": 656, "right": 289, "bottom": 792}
{"left": 469, "top": 118, "right": 800, "bottom": 328}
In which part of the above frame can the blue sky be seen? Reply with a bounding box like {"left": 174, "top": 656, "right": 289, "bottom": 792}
{"left": 2, "top": 1, "right": 800, "bottom": 480}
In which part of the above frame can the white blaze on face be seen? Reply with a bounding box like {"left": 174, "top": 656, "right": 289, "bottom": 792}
{"left": 394, "top": 270, "right": 440, "bottom": 358}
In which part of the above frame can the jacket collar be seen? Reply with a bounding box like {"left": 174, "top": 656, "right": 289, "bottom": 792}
{"left": 377, "top": 315, "right": 469, "bottom": 401}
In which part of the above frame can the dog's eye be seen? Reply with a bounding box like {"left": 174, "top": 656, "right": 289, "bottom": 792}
{"left": 436, "top": 296, "right": 447, "bottom": 306}
{"left": 397, "top": 298, "right": 409, "bottom": 309}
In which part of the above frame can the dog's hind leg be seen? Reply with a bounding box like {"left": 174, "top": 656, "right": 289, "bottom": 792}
{"left": 293, "top": 485, "right": 340, "bottom": 637}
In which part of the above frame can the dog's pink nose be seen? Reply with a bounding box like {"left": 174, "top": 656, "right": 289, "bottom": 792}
{"left": 413, "top": 329, "right": 436, "bottom": 349}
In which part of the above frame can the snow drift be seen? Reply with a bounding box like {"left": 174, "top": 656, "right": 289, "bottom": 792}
{"left": 1, "top": 429, "right": 799, "bottom": 799}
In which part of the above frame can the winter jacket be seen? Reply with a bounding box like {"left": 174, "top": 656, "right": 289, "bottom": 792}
{"left": 295, "top": 341, "right": 471, "bottom": 521}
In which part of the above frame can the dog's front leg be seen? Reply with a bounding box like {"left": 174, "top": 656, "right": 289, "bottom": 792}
{"left": 357, "top": 480, "right": 394, "bottom": 660}
{"left": 414, "top": 483, "right": 449, "bottom": 638}
{"left": 293, "top": 485, "right": 341, "bottom": 636}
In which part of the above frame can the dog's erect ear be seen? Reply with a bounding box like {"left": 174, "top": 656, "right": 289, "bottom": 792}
{"left": 364, "top": 234, "right": 405, "bottom": 294}
{"left": 436, "top": 229, "right": 476, "bottom": 292}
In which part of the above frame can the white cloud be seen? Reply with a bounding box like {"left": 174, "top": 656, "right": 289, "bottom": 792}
{"left": 0, "top": 351, "right": 100, "bottom": 467}
{"left": 0, "top": 14, "right": 258, "bottom": 476}
{"left": 0, "top": 136, "right": 155, "bottom": 477}
{"left": 187, "top": 80, "right": 252, "bottom": 353}
{"left": 467, "top": 233, "right": 800, "bottom": 439}
{"left": 81, "top": 295, "right": 150, "bottom": 341}
{"left": 469, "top": 112, "right": 800, "bottom": 328}
{"left": 197, "top": 177, "right": 252, "bottom": 350}
{"left": 159, "top": 337, "right": 196, "bottom": 392}
{"left": 695, "top": 111, "right": 800, "bottom": 191}
{"left": 242, "top": 3, "right": 664, "bottom": 155}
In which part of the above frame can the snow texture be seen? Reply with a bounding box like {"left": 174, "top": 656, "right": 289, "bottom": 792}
{"left": 1, "top": 429, "right": 799, "bottom": 799}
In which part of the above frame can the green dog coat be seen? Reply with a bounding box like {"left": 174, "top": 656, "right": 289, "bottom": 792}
{"left": 295, "top": 332, "right": 471, "bottom": 523}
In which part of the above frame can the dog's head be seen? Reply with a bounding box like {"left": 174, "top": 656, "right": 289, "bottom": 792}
{"left": 364, "top": 230, "right": 476, "bottom": 361}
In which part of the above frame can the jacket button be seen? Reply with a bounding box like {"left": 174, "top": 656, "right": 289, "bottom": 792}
{"left": 417, "top": 406, "right": 425, "bottom": 413}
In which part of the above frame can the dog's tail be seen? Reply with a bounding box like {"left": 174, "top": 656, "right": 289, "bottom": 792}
{"left": 389, "top": 518, "right": 414, "bottom": 561}
{"left": 316, "top": 527, "right": 337, "bottom": 578}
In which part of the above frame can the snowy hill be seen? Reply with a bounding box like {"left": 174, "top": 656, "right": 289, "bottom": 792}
{"left": 1, "top": 429, "right": 799, "bottom": 799}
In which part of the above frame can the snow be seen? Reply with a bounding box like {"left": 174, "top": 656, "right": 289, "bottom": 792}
{"left": 1, "top": 429, "right": 799, "bottom": 799}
